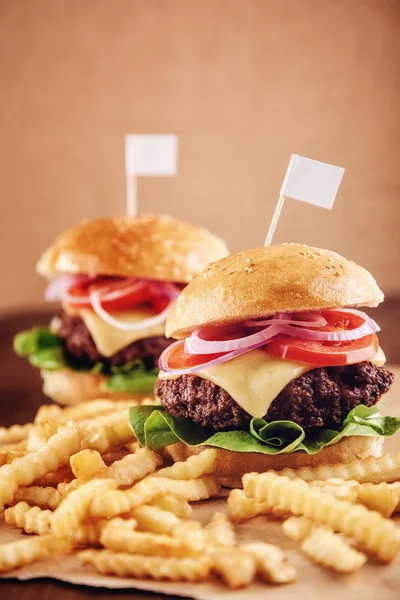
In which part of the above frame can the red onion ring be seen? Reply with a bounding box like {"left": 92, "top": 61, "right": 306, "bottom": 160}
{"left": 45, "top": 274, "right": 181, "bottom": 331}
{"left": 44, "top": 275, "right": 92, "bottom": 302}
{"left": 90, "top": 281, "right": 180, "bottom": 331}
{"left": 185, "top": 324, "right": 283, "bottom": 354}
{"left": 159, "top": 336, "right": 277, "bottom": 377}
{"left": 184, "top": 309, "right": 380, "bottom": 356}
{"left": 276, "top": 319, "right": 380, "bottom": 342}
{"left": 244, "top": 312, "right": 328, "bottom": 328}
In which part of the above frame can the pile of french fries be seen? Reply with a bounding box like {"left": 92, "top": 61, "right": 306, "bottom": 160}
{"left": 229, "top": 457, "right": 400, "bottom": 573}
{"left": 0, "top": 399, "right": 399, "bottom": 588}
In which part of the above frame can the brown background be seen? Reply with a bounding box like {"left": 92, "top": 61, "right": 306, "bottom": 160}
{"left": 0, "top": 0, "right": 399, "bottom": 311}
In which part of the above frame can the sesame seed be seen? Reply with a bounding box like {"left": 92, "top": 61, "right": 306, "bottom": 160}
{"left": 300, "top": 251, "right": 306, "bottom": 256}
{"left": 245, "top": 258, "right": 251, "bottom": 263}
{"left": 229, "top": 269, "right": 235, "bottom": 274}
{"left": 220, "top": 266, "right": 227, "bottom": 272}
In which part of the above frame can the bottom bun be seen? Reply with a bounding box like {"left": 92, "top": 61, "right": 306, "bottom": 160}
{"left": 164, "top": 437, "right": 384, "bottom": 488}
{"left": 41, "top": 369, "right": 152, "bottom": 406}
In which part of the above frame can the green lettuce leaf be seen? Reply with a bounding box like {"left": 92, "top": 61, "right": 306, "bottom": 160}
{"left": 14, "top": 327, "right": 158, "bottom": 393}
{"left": 106, "top": 364, "right": 158, "bottom": 394}
{"left": 14, "top": 328, "right": 67, "bottom": 370}
{"left": 129, "top": 404, "right": 400, "bottom": 455}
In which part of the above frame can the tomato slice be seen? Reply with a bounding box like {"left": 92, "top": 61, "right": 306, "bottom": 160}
{"left": 150, "top": 296, "right": 170, "bottom": 314}
{"left": 164, "top": 340, "right": 226, "bottom": 370}
{"left": 266, "top": 309, "right": 379, "bottom": 366}
{"left": 66, "top": 279, "right": 150, "bottom": 311}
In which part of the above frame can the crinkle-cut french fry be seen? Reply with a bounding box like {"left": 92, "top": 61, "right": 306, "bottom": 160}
{"left": 34, "top": 404, "right": 63, "bottom": 425}
{"left": 33, "top": 465, "right": 73, "bottom": 488}
{"left": 283, "top": 516, "right": 315, "bottom": 541}
{"left": 228, "top": 489, "right": 274, "bottom": 521}
{"left": 6, "top": 503, "right": 107, "bottom": 545}
{"left": 74, "top": 519, "right": 108, "bottom": 547}
{"left": 132, "top": 505, "right": 181, "bottom": 534}
{"left": 311, "top": 479, "right": 400, "bottom": 517}
{"left": 70, "top": 448, "right": 160, "bottom": 488}
{"left": 0, "top": 423, "right": 33, "bottom": 445}
{"left": 36, "top": 400, "right": 135, "bottom": 427}
{"left": 242, "top": 542, "right": 297, "bottom": 584}
{"left": 205, "top": 512, "right": 236, "bottom": 548}
{"left": 107, "top": 448, "right": 162, "bottom": 486}
{"left": 12, "top": 486, "right": 62, "bottom": 510}
{"left": 26, "top": 427, "right": 50, "bottom": 452}
{"left": 0, "top": 449, "right": 27, "bottom": 466}
{"left": 357, "top": 483, "right": 399, "bottom": 518}
{"left": 90, "top": 476, "right": 221, "bottom": 519}
{"left": 52, "top": 479, "right": 115, "bottom": 538}
{"left": 155, "top": 449, "right": 216, "bottom": 480}
{"left": 243, "top": 472, "right": 399, "bottom": 563}
{"left": 5, "top": 502, "right": 52, "bottom": 535}
{"left": 79, "top": 549, "right": 212, "bottom": 581}
{"left": 81, "top": 412, "right": 134, "bottom": 453}
{"left": 0, "top": 534, "right": 73, "bottom": 573}
{"left": 151, "top": 495, "right": 192, "bottom": 518}
{"left": 79, "top": 407, "right": 130, "bottom": 431}
{"left": 391, "top": 482, "right": 400, "bottom": 513}
{"left": 310, "top": 479, "right": 359, "bottom": 503}
{"left": 40, "top": 420, "right": 59, "bottom": 439}
{"left": 212, "top": 548, "right": 256, "bottom": 588}
{"left": 275, "top": 452, "right": 400, "bottom": 484}
{"left": 58, "top": 478, "right": 82, "bottom": 498}
{"left": 0, "top": 421, "right": 81, "bottom": 510}
{"left": 101, "top": 521, "right": 204, "bottom": 557}
{"left": 302, "top": 527, "right": 367, "bottom": 573}
{"left": 70, "top": 450, "right": 106, "bottom": 481}
{"left": 285, "top": 515, "right": 367, "bottom": 573}
{"left": 171, "top": 520, "right": 208, "bottom": 547}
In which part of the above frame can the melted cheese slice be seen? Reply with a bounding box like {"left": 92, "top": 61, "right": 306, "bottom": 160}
{"left": 160, "top": 346, "right": 387, "bottom": 419}
{"left": 63, "top": 304, "right": 165, "bottom": 357}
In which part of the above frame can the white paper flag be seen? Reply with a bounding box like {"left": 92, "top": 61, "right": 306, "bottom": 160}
{"left": 124, "top": 134, "right": 178, "bottom": 216}
{"left": 265, "top": 154, "right": 345, "bottom": 246}
{"left": 280, "top": 154, "right": 345, "bottom": 209}
{"left": 125, "top": 134, "right": 177, "bottom": 176}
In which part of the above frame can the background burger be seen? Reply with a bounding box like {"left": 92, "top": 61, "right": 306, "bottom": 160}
{"left": 130, "top": 243, "right": 400, "bottom": 487}
{"left": 14, "top": 214, "right": 228, "bottom": 405}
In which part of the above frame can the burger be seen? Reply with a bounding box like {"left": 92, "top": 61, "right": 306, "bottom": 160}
{"left": 129, "top": 243, "right": 400, "bottom": 487}
{"left": 14, "top": 214, "right": 228, "bottom": 405}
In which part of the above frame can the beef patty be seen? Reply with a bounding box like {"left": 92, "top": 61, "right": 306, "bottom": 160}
{"left": 155, "top": 362, "right": 394, "bottom": 433}
{"left": 56, "top": 309, "right": 172, "bottom": 371}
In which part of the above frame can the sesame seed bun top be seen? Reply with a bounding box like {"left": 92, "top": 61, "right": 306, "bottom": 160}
{"left": 166, "top": 243, "right": 384, "bottom": 338}
{"left": 36, "top": 214, "right": 229, "bottom": 284}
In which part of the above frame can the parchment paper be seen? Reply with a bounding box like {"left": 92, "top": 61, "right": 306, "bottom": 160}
{"left": 1, "top": 368, "right": 400, "bottom": 599}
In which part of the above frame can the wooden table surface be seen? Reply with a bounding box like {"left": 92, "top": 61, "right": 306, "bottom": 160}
{"left": 1, "top": 307, "right": 400, "bottom": 599}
